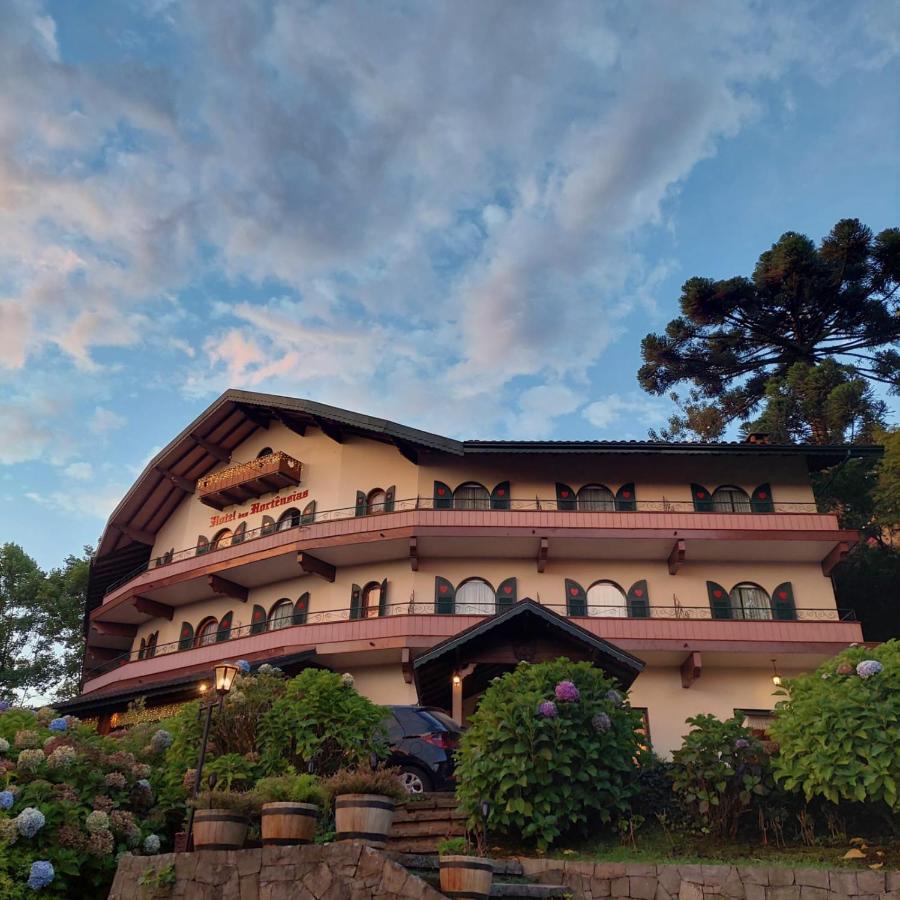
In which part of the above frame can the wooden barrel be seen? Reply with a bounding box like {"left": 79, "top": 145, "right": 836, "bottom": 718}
{"left": 261, "top": 801, "right": 318, "bottom": 845}
{"left": 439, "top": 855, "right": 494, "bottom": 900}
{"left": 334, "top": 793, "right": 395, "bottom": 848}
{"left": 192, "top": 809, "right": 248, "bottom": 850}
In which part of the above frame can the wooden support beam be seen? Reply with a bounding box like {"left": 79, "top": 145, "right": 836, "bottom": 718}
{"left": 298, "top": 552, "right": 336, "bottom": 583}
{"left": 537, "top": 537, "right": 549, "bottom": 573}
{"left": 191, "top": 434, "right": 231, "bottom": 462}
{"left": 275, "top": 412, "right": 307, "bottom": 437}
{"left": 313, "top": 416, "right": 344, "bottom": 444}
{"left": 119, "top": 524, "right": 155, "bottom": 545}
{"left": 409, "top": 537, "right": 419, "bottom": 572}
{"left": 680, "top": 651, "right": 702, "bottom": 689}
{"left": 401, "top": 648, "right": 413, "bottom": 684}
{"left": 237, "top": 404, "right": 271, "bottom": 430}
{"left": 134, "top": 595, "right": 174, "bottom": 621}
{"left": 393, "top": 437, "right": 419, "bottom": 465}
{"left": 822, "top": 541, "right": 850, "bottom": 577}
{"left": 668, "top": 538, "right": 686, "bottom": 575}
{"left": 91, "top": 621, "right": 138, "bottom": 638}
{"left": 155, "top": 466, "right": 195, "bottom": 494}
{"left": 208, "top": 575, "right": 249, "bottom": 602}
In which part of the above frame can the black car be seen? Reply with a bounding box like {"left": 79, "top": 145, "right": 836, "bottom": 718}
{"left": 383, "top": 705, "right": 462, "bottom": 794}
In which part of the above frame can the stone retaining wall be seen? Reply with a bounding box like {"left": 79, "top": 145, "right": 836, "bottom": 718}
{"left": 516, "top": 858, "right": 900, "bottom": 899}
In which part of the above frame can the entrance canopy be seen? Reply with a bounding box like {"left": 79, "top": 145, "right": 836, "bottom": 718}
{"left": 413, "top": 598, "right": 644, "bottom": 711}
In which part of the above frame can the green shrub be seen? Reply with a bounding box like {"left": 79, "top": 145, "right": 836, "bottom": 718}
{"left": 769, "top": 641, "right": 899, "bottom": 809}
{"left": 670, "top": 714, "right": 773, "bottom": 839}
{"left": 454, "top": 658, "right": 644, "bottom": 850}
{"left": 436, "top": 836, "right": 469, "bottom": 856}
{"left": 190, "top": 789, "right": 261, "bottom": 818}
{"left": 255, "top": 773, "right": 326, "bottom": 807}
{"left": 324, "top": 764, "right": 407, "bottom": 802}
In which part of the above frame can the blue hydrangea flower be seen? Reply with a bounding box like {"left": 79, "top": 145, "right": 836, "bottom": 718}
{"left": 136, "top": 779, "right": 151, "bottom": 790}
{"left": 235, "top": 659, "right": 251, "bottom": 674}
{"left": 0, "top": 790, "right": 13, "bottom": 810}
{"left": 48, "top": 718, "right": 68, "bottom": 733}
{"left": 27, "top": 860, "right": 54, "bottom": 890}
{"left": 592, "top": 713, "right": 611, "bottom": 733}
{"left": 554, "top": 680, "right": 580, "bottom": 702}
{"left": 856, "top": 660, "right": 884, "bottom": 679}
{"left": 605, "top": 689, "right": 623, "bottom": 706}
{"left": 734, "top": 738, "right": 750, "bottom": 749}
{"left": 0, "top": 700, "right": 11, "bottom": 712}
{"left": 16, "top": 807, "right": 46, "bottom": 838}
{"left": 537, "top": 700, "right": 558, "bottom": 718}
{"left": 150, "top": 729, "right": 173, "bottom": 752}
{"left": 143, "top": 833, "right": 161, "bottom": 854}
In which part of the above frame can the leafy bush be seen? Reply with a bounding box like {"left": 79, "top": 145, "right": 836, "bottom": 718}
{"left": 670, "top": 714, "right": 773, "bottom": 839}
{"left": 255, "top": 773, "right": 326, "bottom": 806}
{"left": 258, "top": 669, "right": 388, "bottom": 776}
{"left": 324, "top": 763, "right": 407, "bottom": 802}
{"left": 769, "top": 640, "right": 899, "bottom": 809}
{"left": 436, "top": 836, "right": 469, "bottom": 856}
{"left": 454, "top": 658, "right": 644, "bottom": 850}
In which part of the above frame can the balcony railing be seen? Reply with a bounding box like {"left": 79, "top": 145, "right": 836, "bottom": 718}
{"left": 84, "top": 600, "right": 857, "bottom": 682}
{"left": 104, "top": 495, "right": 839, "bottom": 597}
{"left": 197, "top": 451, "right": 302, "bottom": 510}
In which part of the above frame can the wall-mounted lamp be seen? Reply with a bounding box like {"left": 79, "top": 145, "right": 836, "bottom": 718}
{"left": 198, "top": 682, "right": 208, "bottom": 693}
{"left": 452, "top": 674, "right": 462, "bottom": 686}
{"left": 771, "top": 659, "right": 782, "bottom": 687}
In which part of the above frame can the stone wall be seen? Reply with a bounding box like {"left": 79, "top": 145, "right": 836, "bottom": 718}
{"left": 516, "top": 858, "right": 900, "bottom": 899}
{"left": 110, "top": 842, "right": 444, "bottom": 900}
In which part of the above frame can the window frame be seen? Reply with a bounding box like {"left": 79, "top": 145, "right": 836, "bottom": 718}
{"left": 454, "top": 577, "right": 496, "bottom": 615}
{"left": 712, "top": 485, "right": 752, "bottom": 513}
{"left": 210, "top": 528, "right": 233, "bottom": 550}
{"left": 730, "top": 582, "right": 772, "bottom": 620}
{"left": 195, "top": 617, "right": 219, "bottom": 647}
{"left": 586, "top": 580, "right": 629, "bottom": 617}
{"left": 268, "top": 598, "right": 295, "bottom": 630}
{"left": 576, "top": 484, "right": 616, "bottom": 512}
{"left": 276, "top": 507, "right": 301, "bottom": 531}
{"left": 366, "top": 488, "right": 388, "bottom": 515}
{"left": 453, "top": 482, "right": 491, "bottom": 511}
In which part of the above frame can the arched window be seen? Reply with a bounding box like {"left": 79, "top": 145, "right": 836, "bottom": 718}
{"left": 195, "top": 618, "right": 219, "bottom": 647}
{"left": 455, "top": 578, "right": 494, "bottom": 614}
{"left": 137, "top": 638, "right": 147, "bottom": 660}
{"left": 453, "top": 483, "right": 490, "bottom": 511}
{"left": 146, "top": 631, "right": 158, "bottom": 658}
{"left": 361, "top": 582, "right": 383, "bottom": 618}
{"left": 713, "top": 486, "right": 751, "bottom": 513}
{"left": 577, "top": 484, "right": 615, "bottom": 512}
{"left": 268, "top": 598, "right": 294, "bottom": 630}
{"left": 211, "top": 528, "right": 233, "bottom": 550}
{"left": 730, "top": 583, "right": 771, "bottom": 620}
{"left": 256, "top": 447, "right": 273, "bottom": 458}
{"left": 367, "top": 489, "right": 387, "bottom": 515}
{"left": 586, "top": 581, "right": 628, "bottom": 617}
{"left": 277, "top": 508, "right": 301, "bottom": 531}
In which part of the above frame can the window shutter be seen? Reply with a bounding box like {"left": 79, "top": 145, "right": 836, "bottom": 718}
{"left": 491, "top": 481, "right": 511, "bottom": 511}
{"left": 355, "top": 491, "right": 366, "bottom": 517}
{"left": 250, "top": 604, "right": 267, "bottom": 634}
{"left": 178, "top": 622, "right": 194, "bottom": 651}
{"left": 350, "top": 584, "right": 362, "bottom": 620}
{"left": 384, "top": 486, "right": 396, "bottom": 513}
{"left": 301, "top": 500, "right": 316, "bottom": 524}
{"left": 565, "top": 579, "right": 587, "bottom": 616}
{"left": 707, "top": 581, "right": 732, "bottom": 619}
{"left": 261, "top": 516, "right": 275, "bottom": 536}
{"left": 616, "top": 483, "right": 637, "bottom": 512}
{"left": 556, "top": 483, "right": 576, "bottom": 511}
{"left": 147, "top": 632, "right": 158, "bottom": 658}
{"left": 232, "top": 522, "right": 246, "bottom": 545}
{"left": 751, "top": 483, "right": 774, "bottom": 514}
{"left": 626, "top": 580, "right": 650, "bottom": 618}
{"left": 216, "top": 611, "right": 233, "bottom": 642}
{"left": 379, "top": 578, "right": 388, "bottom": 616}
{"left": 433, "top": 481, "right": 452, "bottom": 510}
{"left": 138, "top": 639, "right": 146, "bottom": 661}
{"left": 294, "top": 592, "right": 309, "bottom": 625}
{"left": 495, "top": 577, "right": 517, "bottom": 612}
{"left": 435, "top": 576, "right": 456, "bottom": 614}
{"left": 772, "top": 582, "right": 797, "bottom": 621}
{"left": 195, "top": 535, "right": 209, "bottom": 556}
{"left": 692, "top": 484, "right": 714, "bottom": 512}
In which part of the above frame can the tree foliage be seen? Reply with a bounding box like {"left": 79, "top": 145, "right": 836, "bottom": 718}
{"left": 640, "top": 219, "right": 900, "bottom": 442}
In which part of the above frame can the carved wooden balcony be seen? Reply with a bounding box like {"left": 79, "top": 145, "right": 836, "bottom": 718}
{"left": 197, "top": 451, "right": 302, "bottom": 510}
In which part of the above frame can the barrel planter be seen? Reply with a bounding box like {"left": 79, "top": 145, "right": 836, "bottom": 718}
{"left": 334, "top": 793, "right": 395, "bottom": 848}
{"left": 192, "top": 809, "right": 248, "bottom": 850}
{"left": 439, "top": 855, "right": 494, "bottom": 899}
{"left": 261, "top": 801, "right": 319, "bottom": 845}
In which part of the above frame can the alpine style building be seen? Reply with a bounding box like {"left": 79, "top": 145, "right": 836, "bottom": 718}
{"left": 63, "top": 390, "right": 876, "bottom": 755}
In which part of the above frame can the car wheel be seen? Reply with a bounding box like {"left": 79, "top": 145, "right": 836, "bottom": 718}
{"left": 399, "top": 765, "right": 432, "bottom": 795}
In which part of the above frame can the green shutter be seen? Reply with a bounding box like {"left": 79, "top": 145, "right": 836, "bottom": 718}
{"left": 355, "top": 492, "right": 366, "bottom": 517}
{"left": 350, "top": 584, "right": 362, "bottom": 620}
{"left": 384, "top": 486, "right": 396, "bottom": 513}
{"left": 565, "top": 579, "right": 587, "bottom": 616}
{"left": 707, "top": 581, "right": 732, "bottom": 619}
{"left": 195, "top": 535, "right": 209, "bottom": 556}
{"left": 495, "top": 577, "right": 517, "bottom": 612}
{"left": 178, "top": 622, "right": 194, "bottom": 651}
{"left": 491, "top": 481, "right": 511, "bottom": 510}
{"left": 250, "top": 604, "right": 267, "bottom": 634}
{"left": 751, "top": 483, "right": 774, "bottom": 513}
{"left": 556, "top": 483, "right": 576, "bottom": 511}
{"left": 616, "top": 483, "right": 636, "bottom": 512}
{"left": 626, "top": 580, "right": 650, "bottom": 618}
{"left": 435, "top": 576, "right": 455, "bottom": 614}
{"left": 293, "top": 592, "right": 309, "bottom": 625}
{"left": 301, "top": 500, "right": 316, "bottom": 524}
{"left": 772, "top": 582, "right": 797, "bottom": 621}
{"left": 261, "top": 516, "right": 275, "bottom": 536}
{"left": 379, "top": 578, "right": 388, "bottom": 617}
{"left": 434, "top": 481, "right": 452, "bottom": 510}
{"left": 692, "top": 484, "right": 714, "bottom": 512}
{"left": 232, "top": 522, "right": 246, "bottom": 544}
{"left": 216, "top": 612, "right": 233, "bottom": 642}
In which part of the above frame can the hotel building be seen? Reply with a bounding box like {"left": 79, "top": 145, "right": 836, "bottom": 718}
{"left": 63, "top": 390, "right": 875, "bottom": 755}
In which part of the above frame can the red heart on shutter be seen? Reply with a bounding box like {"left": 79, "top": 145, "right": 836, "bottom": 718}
{"left": 621, "top": 490, "right": 632, "bottom": 499}
{"left": 298, "top": 599, "right": 306, "bottom": 608}
{"left": 778, "top": 590, "right": 788, "bottom": 600}
{"left": 561, "top": 490, "right": 570, "bottom": 498}
{"left": 758, "top": 491, "right": 768, "bottom": 499}
{"left": 569, "top": 587, "right": 579, "bottom": 597}
{"left": 634, "top": 588, "right": 644, "bottom": 598}
{"left": 696, "top": 491, "right": 706, "bottom": 498}
{"left": 503, "top": 585, "right": 512, "bottom": 594}
{"left": 437, "top": 487, "right": 446, "bottom": 495}
{"left": 496, "top": 488, "right": 506, "bottom": 496}
{"left": 713, "top": 589, "right": 723, "bottom": 599}
{"left": 439, "top": 585, "right": 448, "bottom": 594}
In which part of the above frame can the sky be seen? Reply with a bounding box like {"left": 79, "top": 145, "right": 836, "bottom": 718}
{"left": 1, "top": 0, "right": 898, "bottom": 570}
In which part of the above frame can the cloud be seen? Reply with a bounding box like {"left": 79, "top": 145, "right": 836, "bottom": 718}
{"left": 89, "top": 407, "right": 126, "bottom": 436}
{"left": 63, "top": 461, "right": 93, "bottom": 481}
{"left": 582, "top": 393, "right": 669, "bottom": 433}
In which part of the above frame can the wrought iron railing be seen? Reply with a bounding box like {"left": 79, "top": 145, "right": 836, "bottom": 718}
{"left": 104, "top": 496, "right": 834, "bottom": 597}
{"left": 83, "top": 601, "right": 856, "bottom": 682}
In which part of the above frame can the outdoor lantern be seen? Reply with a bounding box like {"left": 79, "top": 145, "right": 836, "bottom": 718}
{"left": 771, "top": 659, "right": 782, "bottom": 687}
{"left": 452, "top": 673, "right": 462, "bottom": 685}
{"left": 214, "top": 662, "right": 239, "bottom": 696}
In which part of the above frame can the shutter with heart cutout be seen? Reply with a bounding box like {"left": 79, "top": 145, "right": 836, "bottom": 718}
{"left": 350, "top": 584, "right": 362, "bottom": 620}
{"left": 556, "top": 483, "right": 576, "bottom": 511}
{"left": 178, "top": 621, "right": 194, "bottom": 651}
{"left": 379, "top": 578, "right": 388, "bottom": 616}
{"left": 301, "top": 500, "right": 316, "bottom": 524}
{"left": 384, "top": 486, "right": 396, "bottom": 513}
{"left": 495, "top": 577, "right": 517, "bottom": 612}
{"left": 250, "top": 605, "right": 267, "bottom": 634}
{"left": 435, "top": 576, "right": 455, "bottom": 614}
{"left": 491, "top": 482, "right": 511, "bottom": 510}
{"left": 355, "top": 491, "right": 366, "bottom": 517}
{"left": 692, "top": 484, "right": 714, "bottom": 512}
{"left": 565, "top": 578, "right": 587, "bottom": 616}
{"left": 433, "top": 481, "right": 452, "bottom": 510}
{"left": 707, "top": 581, "right": 732, "bottom": 619}
{"left": 627, "top": 580, "right": 650, "bottom": 618}
{"left": 293, "top": 592, "right": 309, "bottom": 625}
{"left": 751, "top": 484, "right": 774, "bottom": 513}
{"left": 616, "top": 483, "right": 636, "bottom": 512}
{"left": 195, "top": 535, "right": 209, "bottom": 556}
{"left": 771, "top": 582, "right": 796, "bottom": 620}
{"left": 216, "top": 611, "right": 233, "bottom": 642}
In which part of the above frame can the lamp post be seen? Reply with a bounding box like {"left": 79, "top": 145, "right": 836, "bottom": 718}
{"left": 185, "top": 661, "right": 239, "bottom": 850}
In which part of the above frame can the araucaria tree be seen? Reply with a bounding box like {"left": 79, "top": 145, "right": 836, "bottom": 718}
{"left": 639, "top": 219, "right": 900, "bottom": 442}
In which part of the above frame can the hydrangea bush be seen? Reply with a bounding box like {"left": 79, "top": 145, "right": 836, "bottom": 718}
{"left": 455, "top": 658, "right": 645, "bottom": 849}
{"left": 769, "top": 640, "right": 899, "bottom": 808}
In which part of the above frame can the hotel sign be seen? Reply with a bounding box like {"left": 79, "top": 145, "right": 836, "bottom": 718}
{"left": 208, "top": 489, "right": 309, "bottom": 529}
